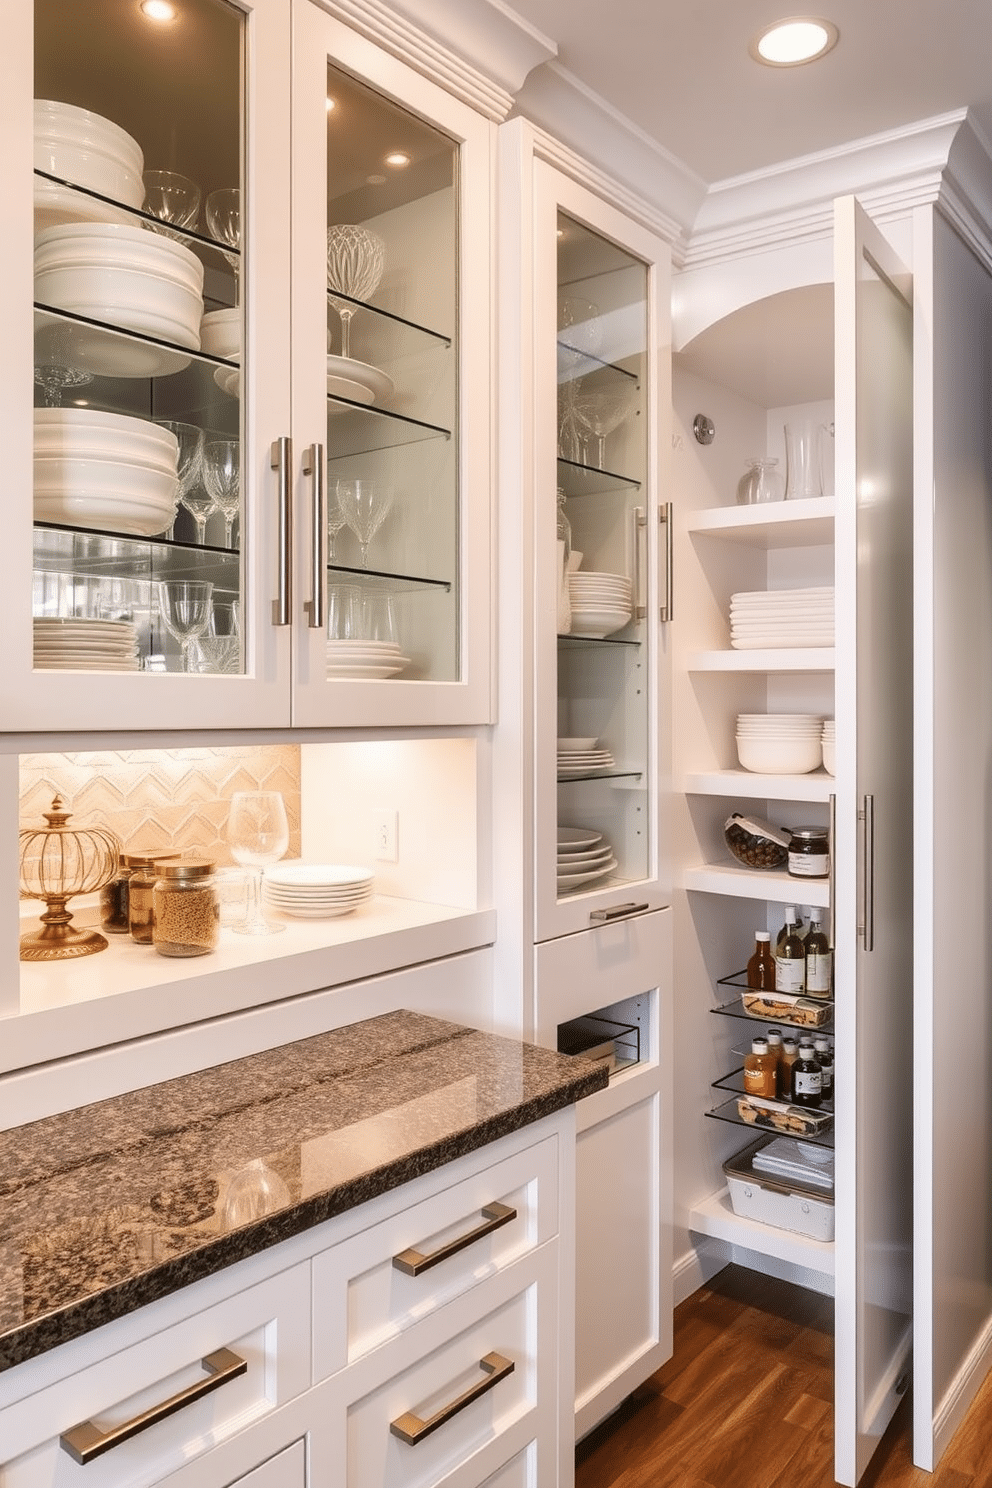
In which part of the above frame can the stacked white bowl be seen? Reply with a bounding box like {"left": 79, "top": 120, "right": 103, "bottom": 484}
{"left": 34, "top": 100, "right": 144, "bottom": 228}
{"left": 822, "top": 719, "right": 836, "bottom": 776}
{"left": 34, "top": 223, "right": 204, "bottom": 375}
{"left": 567, "top": 570, "right": 633, "bottom": 637}
{"left": 736, "top": 713, "right": 824, "bottom": 775}
{"left": 34, "top": 408, "right": 179, "bottom": 537}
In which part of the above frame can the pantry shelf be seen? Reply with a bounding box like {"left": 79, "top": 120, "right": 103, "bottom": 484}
{"left": 683, "top": 862, "right": 830, "bottom": 906}
{"left": 686, "top": 497, "right": 835, "bottom": 548}
{"left": 688, "top": 649, "right": 836, "bottom": 673}
{"left": 683, "top": 768, "right": 835, "bottom": 801}
{"left": 689, "top": 1186, "right": 836, "bottom": 1282}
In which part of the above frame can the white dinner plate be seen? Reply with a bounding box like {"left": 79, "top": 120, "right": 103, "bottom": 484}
{"left": 33, "top": 647, "right": 138, "bottom": 661}
{"left": 557, "top": 857, "right": 618, "bottom": 889}
{"left": 557, "top": 846, "right": 615, "bottom": 867}
{"left": 325, "top": 642, "right": 403, "bottom": 658}
{"left": 261, "top": 901, "right": 367, "bottom": 919}
{"left": 266, "top": 863, "right": 373, "bottom": 888}
{"left": 34, "top": 617, "right": 136, "bottom": 634}
{"left": 34, "top": 657, "right": 140, "bottom": 671}
{"left": 557, "top": 737, "right": 598, "bottom": 751}
{"left": 326, "top": 658, "right": 410, "bottom": 679}
{"left": 326, "top": 355, "right": 394, "bottom": 405}
{"left": 557, "top": 826, "right": 603, "bottom": 849}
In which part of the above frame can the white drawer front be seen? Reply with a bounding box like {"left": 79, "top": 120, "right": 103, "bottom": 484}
{"left": 479, "top": 1441, "right": 537, "bottom": 1488}
{"left": 313, "top": 1134, "right": 559, "bottom": 1378}
{"left": 0, "top": 1264, "right": 310, "bottom": 1487}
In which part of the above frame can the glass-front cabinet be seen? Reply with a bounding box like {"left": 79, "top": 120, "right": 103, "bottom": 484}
{"left": 3, "top": 0, "right": 493, "bottom": 732}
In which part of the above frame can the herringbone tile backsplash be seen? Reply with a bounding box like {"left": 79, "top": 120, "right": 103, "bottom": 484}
{"left": 19, "top": 747, "right": 302, "bottom": 864}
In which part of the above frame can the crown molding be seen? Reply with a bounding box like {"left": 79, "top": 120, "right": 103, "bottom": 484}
{"left": 935, "top": 112, "right": 992, "bottom": 276}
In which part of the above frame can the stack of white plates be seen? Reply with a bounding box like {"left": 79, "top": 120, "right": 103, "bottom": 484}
{"left": 730, "top": 587, "right": 834, "bottom": 648}
{"left": 736, "top": 714, "right": 824, "bottom": 774}
{"left": 557, "top": 737, "right": 616, "bottom": 778}
{"left": 34, "top": 408, "right": 179, "bottom": 537}
{"left": 325, "top": 639, "right": 411, "bottom": 680}
{"left": 33, "top": 617, "right": 140, "bottom": 671}
{"left": 34, "top": 222, "right": 204, "bottom": 377}
{"left": 261, "top": 863, "right": 374, "bottom": 919}
{"left": 567, "top": 571, "right": 633, "bottom": 637}
{"left": 822, "top": 719, "right": 836, "bottom": 776}
{"left": 34, "top": 100, "right": 144, "bottom": 229}
{"left": 557, "top": 825, "right": 618, "bottom": 892}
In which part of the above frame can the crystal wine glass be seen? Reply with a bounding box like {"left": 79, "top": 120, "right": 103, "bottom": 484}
{"left": 336, "top": 478, "right": 392, "bottom": 568}
{"left": 156, "top": 420, "right": 204, "bottom": 540}
{"left": 327, "top": 484, "right": 347, "bottom": 563}
{"left": 205, "top": 187, "right": 241, "bottom": 300}
{"left": 203, "top": 439, "right": 240, "bottom": 547}
{"left": 226, "top": 790, "right": 289, "bottom": 936}
{"left": 557, "top": 297, "right": 602, "bottom": 461}
{"left": 572, "top": 379, "right": 640, "bottom": 470}
{"left": 142, "top": 170, "right": 201, "bottom": 239}
{"left": 158, "top": 579, "right": 213, "bottom": 673}
{"left": 34, "top": 322, "right": 93, "bottom": 407}
{"left": 326, "top": 224, "right": 385, "bottom": 360}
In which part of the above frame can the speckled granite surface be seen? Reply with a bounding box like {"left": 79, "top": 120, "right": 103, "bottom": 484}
{"left": 0, "top": 1010, "right": 606, "bottom": 1373}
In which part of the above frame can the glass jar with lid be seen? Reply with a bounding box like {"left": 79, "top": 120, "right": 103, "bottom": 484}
{"left": 127, "top": 850, "right": 183, "bottom": 943}
{"left": 152, "top": 858, "right": 219, "bottom": 958}
{"left": 787, "top": 826, "right": 830, "bottom": 879}
{"left": 101, "top": 847, "right": 178, "bottom": 935}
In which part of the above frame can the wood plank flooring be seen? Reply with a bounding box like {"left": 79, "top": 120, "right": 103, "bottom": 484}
{"left": 574, "top": 1265, "right": 992, "bottom": 1488}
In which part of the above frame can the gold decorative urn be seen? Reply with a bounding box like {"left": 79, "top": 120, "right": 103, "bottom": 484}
{"left": 19, "top": 795, "right": 121, "bottom": 961}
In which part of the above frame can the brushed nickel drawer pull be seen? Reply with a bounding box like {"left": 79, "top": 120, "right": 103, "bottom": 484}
{"left": 590, "top": 901, "right": 650, "bottom": 924}
{"left": 392, "top": 1201, "right": 516, "bottom": 1277}
{"left": 60, "top": 1347, "right": 248, "bottom": 1465}
{"left": 390, "top": 1351, "right": 515, "bottom": 1445}
{"left": 270, "top": 437, "right": 292, "bottom": 626}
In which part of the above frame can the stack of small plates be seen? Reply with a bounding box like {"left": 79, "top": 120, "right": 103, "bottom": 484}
{"left": 730, "top": 587, "right": 834, "bottom": 649}
{"left": 557, "top": 825, "right": 618, "bottom": 892}
{"left": 33, "top": 617, "right": 140, "bottom": 671}
{"left": 567, "top": 571, "right": 633, "bottom": 637}
{"left": 557, "top": 737, "right": 616, "bottom": 779}
{"left": 822, "top": 719, "right": 836, "bottom": 776}
{"left": 325, "top": 639, "right": 411, "bottom": 680}
{"left": 261, "top": 863, "right": 374, "bottom": 919}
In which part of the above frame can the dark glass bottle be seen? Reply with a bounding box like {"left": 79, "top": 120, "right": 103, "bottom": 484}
{"left": 792, "top": 1040, "right": 823, "bottom": 1107}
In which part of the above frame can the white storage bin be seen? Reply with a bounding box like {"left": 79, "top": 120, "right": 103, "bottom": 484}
{"left": 723, "top": 1136, "right": 835, "bottom": 1242}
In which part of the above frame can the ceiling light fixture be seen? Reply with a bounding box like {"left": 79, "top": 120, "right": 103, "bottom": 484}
{"left": 750, "top": 16, "right": 838, "bottom": 66}
{"left": 384, "top": 152, "right": 410, "bottom": 168}
{"left": 140, "top": 0, "right": 178, "bottom": 20}
{"left": 326, "top": 96, "right": 336, "bottom": 113}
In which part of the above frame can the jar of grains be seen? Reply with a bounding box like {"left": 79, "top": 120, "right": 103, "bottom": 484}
{"left": 127, "top": 851, "right": 183, "bottom": 943}
{"left": 151, "top": 859, "right": 219, "bottom": 958}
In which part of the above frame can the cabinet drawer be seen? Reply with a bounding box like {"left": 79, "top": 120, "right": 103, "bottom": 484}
{"left": 0, "top": 1263, "right": 310, "bottom": 1488}
{"left": 313, "top": 1134, "right": 559, "bottom": 1378}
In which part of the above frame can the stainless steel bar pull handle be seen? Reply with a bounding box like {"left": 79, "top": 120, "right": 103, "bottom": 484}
{"left": 302, "top": 442, "right": 326, "bottom": 630}
{"left": 633, "top": 505, "right": 647, "bottom": 620}
{"left": 590, "top": 902, "right": 651, "bottom": 925}
{"left": 390, "top": 1352, "right": 515, "bottom": 1445}
{"left": 271, "top": 437, "right": 292, "bottom": 626}
{"left": 828, "top": 792, "right": 837, "bottom": 950}
{"left": 860, "top": 792, "right": 875, "bottom": 952}
{"left": 392, "top": 1201, "right": 516, "bottom": 1276}
{"left": 60, "top": 1347, "right": 247, "bottom": 1464}
{"left": 660, "top": 501, "right": 673, "bottom": 622}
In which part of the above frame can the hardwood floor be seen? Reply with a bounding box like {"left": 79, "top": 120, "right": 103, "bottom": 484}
{"left": 574, "top": 1265, "right": 992, "bottom": 1488}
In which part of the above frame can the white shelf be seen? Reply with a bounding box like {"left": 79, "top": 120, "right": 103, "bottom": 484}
{"left": 684, "top": 768, "right": 835, "bottom": 801}
{"left": 688, "top": 648, "right": 835, "bottom": 673}
{"left": 686, "top": 498, "right": 835, "bottom": 548}
{"left": 683, "top": 862, "right": 830, "bottom": 906}
{"left": 689, "top": 1186, "right": 835, "bottom": 1280}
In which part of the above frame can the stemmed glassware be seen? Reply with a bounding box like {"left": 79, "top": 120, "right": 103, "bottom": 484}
{"left": 226, "top": 790, "right": 289, "bottom": 936}
{"left": 326, "top": 224, "right": 385, "bottom": 360}
{"left": 34, "top": 322, "right": 92, "bottom": 407}
{"left": 327, "top": 482, "right": 347, "bottom": 563}
{"left": 203, "top": 439, "right": 240, "bottom": 547}
{"left": 337, "top": 478, "right": 392, "bottom": 568}
{"left": 572, "top": 379, "right": 640, "bottom": 470}
{"left": 158, "top": 579, "right": 213, "bottom": 673}
{"left": 557, "top": 296, "right": 602, "bottom": 461}
{"left": 156, "top": 420, "right": 204, "bottom": 541}
{"left": 142, "top": 170, "right": 201, "bottom": 239}
{"left": 206, "top": 187, "right": 241, "bottom": 299}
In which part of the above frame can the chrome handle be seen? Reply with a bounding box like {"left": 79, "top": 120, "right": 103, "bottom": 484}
{"left": 590, "top": 901, "right": 651, "bottom": 924}
{"left": 60, "top": 1348, "right": 247, "bottom": 1465}
{"left": 392, "top": 1201, "right": 516, "bottom": 1276}
{"left": 390, "top": 1352, "right": 515, "bottom": 1445}
{"left": 861, "top": 792, "right": 875, "bottom": 952}
{"left": 660, "top": 501, "right": 673, "bottom": 622}
{"left": 270, "top": 437, "right": 292, "bottom": 626}
{"left": 632, "top": 505, "right": 647, "bottom": 620}
{"left": 302, "top": 442, "right": 326, "bottom": 630}
{"left": 828, "top": 792, "right": 836, "bottom": 950}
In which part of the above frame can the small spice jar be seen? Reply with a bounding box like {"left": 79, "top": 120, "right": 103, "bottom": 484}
{"left": 101, "top": 849, "right": 174, "bottom": 935}
{"left": 787, "top": 826, "right": 830, "bottom": 879}
{"left": 152, "top": 858, "right": 219, "bottom": 958}
{"left": 127, "top": 851, "right": 182, "bottom": 943}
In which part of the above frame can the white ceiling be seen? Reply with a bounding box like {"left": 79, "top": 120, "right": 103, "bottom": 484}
{"left": 499, "top": 0, "right": 992, "bottom": 185}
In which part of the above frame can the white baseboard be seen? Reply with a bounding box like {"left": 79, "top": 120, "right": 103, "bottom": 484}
{"left": 672, "top": 1238, "right": 728, "bottom": 1306}
{"left": 929, "top": 1310, "right": 992, "bottom": 1469}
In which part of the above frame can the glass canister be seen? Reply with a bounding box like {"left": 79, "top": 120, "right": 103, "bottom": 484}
{"left": 736, "top": 457, "right": 785, "bottom": 505}
{"left": 127, "top": 851, "right": 183, "bottom": 943}
{"left": 152, "top": 859, "right": 219, "bottom": 958}
{"left": 101, "top": 848, "right": 177, "bottom": 935}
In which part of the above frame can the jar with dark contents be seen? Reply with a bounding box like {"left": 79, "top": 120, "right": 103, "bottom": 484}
{"left": 152, "top": 859, "right": 219, "bottom": 958}
{"left": 101, "top": 849, "right": 175, "bottom": 935}
{"left": 787, "top": 826, "right": 830, "bottom": 879}
{"left": 127, "top": 851, "right": 182, "bottom": 943}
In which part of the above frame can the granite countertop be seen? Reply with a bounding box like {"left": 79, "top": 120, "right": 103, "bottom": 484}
{"left": 0, "top": 1010, "right": 607, "bottom": 1373}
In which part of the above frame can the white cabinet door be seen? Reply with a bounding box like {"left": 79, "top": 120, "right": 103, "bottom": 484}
{"left": 832, "top": 196, "right": 914, "bottom": 1488}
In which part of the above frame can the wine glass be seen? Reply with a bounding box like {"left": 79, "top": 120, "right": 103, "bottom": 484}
{"left": 156, "top": 420, "right": 203, "bottom": 540}
{"left": 326, "top": 225, "right": 385, "bottom": 360}
{"left": 34, "top": 322, "right": 93, "bottom": 407}
{"left": 327, "top": 483, "right": 347, "bottom": 563}
{"left": 158, "top": 579, "right": 213, "bottom": 673}
{"left": 226, "top": 790, "right": 289, "bottom": 936}
{"left": 557, "top": 297, "right": 601, "bottom": 461}
{"left": 142, "top": 170, "right": 201, "bottom": 239}
{"left": 203, "top": 439, "right": 240, "bottom": 547}
{"left": 572, "top": 379, "right": 640, "bottom": 470}
{"left": 222, "top": 1159, "right": 291, "bottom": 1227}
{"left": 337, "top": 478, "right": 392, "bottom": 568}
{"left": 206, "top": 187, "right": 241, "bottom": 299}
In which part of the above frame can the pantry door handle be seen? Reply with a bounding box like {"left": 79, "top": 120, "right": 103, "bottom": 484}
{"left": 302, "top": 442, "right": 326, "bottom": 630}
{"left": 390, "top": 1352, "right": 515, "bottom": 1445}
{"left": 828, "top": 792, "right": 836, "bottom": 951}
{"left": 392, "top": 1201, "right": 516, "bottom": 1277}
{"left": 660, "top": 501, "right": 673, "bottom": 622}
{"left": 60, "top": 1347, "right": 247, "bottom": 1465}
{"left": 860, "top": 792, "right": 875, "bottom": 952}
{"left": 589, "top": 901, "right": 651, "bottom": 925}
{"left": 270, "top": 437, "right": 292, "bottom": 626}
{"left": 632, "top": 505, "right": 647, "bottom": 620}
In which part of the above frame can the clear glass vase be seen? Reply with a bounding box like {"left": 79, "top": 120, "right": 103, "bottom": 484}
{"left": 736, "top": 457, "right": 785, "bottom": 505}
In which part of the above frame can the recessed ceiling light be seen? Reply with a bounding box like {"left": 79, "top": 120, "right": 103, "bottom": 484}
{"left": 140, "top": 0, "right": 177, "bottom": 21}
{"left": 750, "top": 16, "right": 838, "bottom": 66}
{"left": 384, "top": 152, "right": 410, "bottom": 168}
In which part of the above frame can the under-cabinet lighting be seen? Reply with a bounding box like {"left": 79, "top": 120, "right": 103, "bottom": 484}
{"left": 140, "top": 0, "right": 178, "bottom": 21}
{"left": 750, "top": 16, "right": 838, "bottom": 65}
{"left": 385, "top": 152, "right": 410, "bottom": 168}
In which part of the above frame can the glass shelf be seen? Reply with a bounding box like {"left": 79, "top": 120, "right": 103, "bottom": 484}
{"left": 326, "top": 399, "right": 451, "bottom": 457}
{"left": 327, "top": 562, "right": 450, "bottom": 595}
{"left": 558, "top": 632, "right": 642, "bottom": 650}
{"left": 556, "top": 342, "right": 638, "bottom": 383}
{"left": 33, "top": 169, "right": 240, "bottom": 267}
{"left": 556, "top": 769, "right": 643, "bottom": 784}
{"left": 557, "top": 458, "right": 641, "bottom": 498}
{"left": 33, "top": 525, "right": 240, "bottom": 591}
{"left": 328, "top": 290, "right": 451, "bottom": 351}
{"left": 705, "top": 1094, "right": 835, "bottom": 1150}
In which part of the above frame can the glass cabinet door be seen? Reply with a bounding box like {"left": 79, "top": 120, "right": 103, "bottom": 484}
{"left": 290, "top": 5, "right": 494, "bottom": 727}
{"left": 533, "top": 163, "right": 669, "bottom": 940}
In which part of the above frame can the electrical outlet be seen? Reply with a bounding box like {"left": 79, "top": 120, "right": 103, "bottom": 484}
{"left": 372, "top": 809, "right": 398, "bottom": 862}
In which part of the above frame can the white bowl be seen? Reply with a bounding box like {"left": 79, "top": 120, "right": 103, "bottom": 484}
{"left": 736, "top": 735, "right": 823, "bottom": 774}
{"left": 822, "top": 741, "right": 836, "bottom": 776}
{"left": 34, "top": 264, "right": 203, "bottom": 349}
{"left": 200, "top": 307, "right": 241, "bottom": 360}
{"left": 34, "top": 408, "right": 178, "bottom": 465}
{"left": 35, "top": 101, "right": 144, "bottom": 173}
{"left": 35, "top": 223, "right": 204, "bottom": 289}
{"left": 34, "top": 101, "right": 144, "bottom": 226}
{"left": 35, "top": 452, "right": 178, "bottom": 505}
